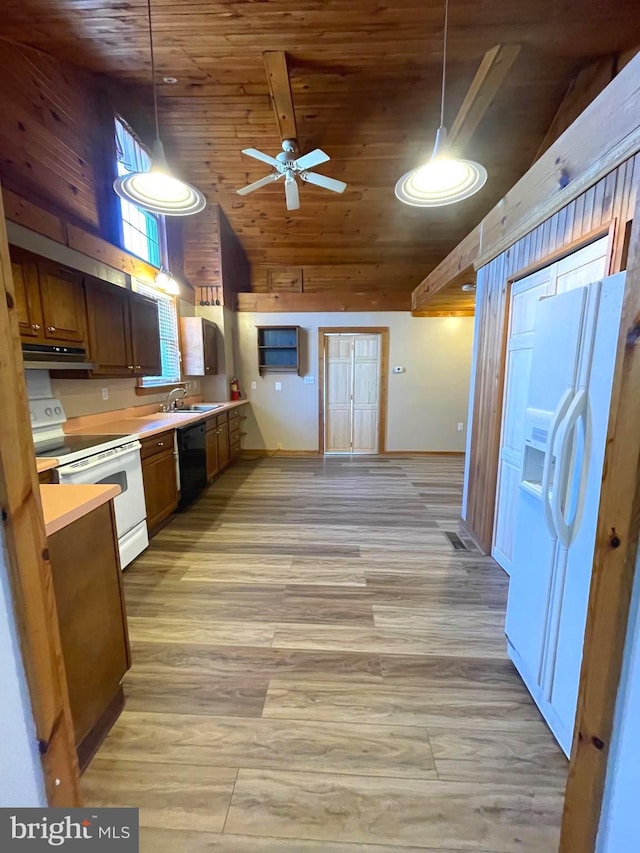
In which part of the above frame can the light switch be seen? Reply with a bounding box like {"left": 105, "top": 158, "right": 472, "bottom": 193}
{"left": 303, "top": 376, "right": 315, "bottom": 384}
{"left": 275, "top": 381, "right": 282, "bottom": 391}
{"left": 251, "top": 381, "right": 257, "bottom": 390}
{"left": 101, "top": 387, "right": 109, "bottom": 401}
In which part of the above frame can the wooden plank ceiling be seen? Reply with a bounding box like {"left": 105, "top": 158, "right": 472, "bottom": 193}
{"left": 2, "top": 1, "right": 640, "bottom": 308}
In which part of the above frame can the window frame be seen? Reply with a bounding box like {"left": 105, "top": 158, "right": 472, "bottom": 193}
{"left": 133, "top": 279, "right": 183, "bottom": 390}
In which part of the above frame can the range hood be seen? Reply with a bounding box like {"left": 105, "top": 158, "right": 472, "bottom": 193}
{"left": 22, "top": 343, "right": 96, "bottom": 371}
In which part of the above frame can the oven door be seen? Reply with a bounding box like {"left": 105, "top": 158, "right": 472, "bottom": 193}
{"left": 56, "top": 442, "right": 147, "bottom": 538}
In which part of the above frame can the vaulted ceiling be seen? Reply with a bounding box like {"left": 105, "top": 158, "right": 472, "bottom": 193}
{"left": 3, "top": 1, "right": 640, "bottom": 304}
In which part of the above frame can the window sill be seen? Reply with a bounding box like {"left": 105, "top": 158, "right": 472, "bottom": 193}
{"left": 135, "top": 382, "right": 187, "bottom": 397}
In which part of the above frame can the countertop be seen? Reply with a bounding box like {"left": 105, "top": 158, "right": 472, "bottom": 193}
{"left": 65, "top": 400, "right": 249, "bottom": 441}
{"left": 37, "top": 458, "right": 59, "bottom": 474}
{"left": 40, "top": 483, "right": 121, "bottom": 537}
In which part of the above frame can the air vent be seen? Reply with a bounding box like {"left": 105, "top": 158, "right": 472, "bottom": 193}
{"left": 444, "top": 531, "right": 468, "bottom": 551}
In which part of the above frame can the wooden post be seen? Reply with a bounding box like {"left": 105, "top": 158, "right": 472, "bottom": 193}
{"left": 560, "top": 196, "right": 640, "bottom": 849}
{"left": 0, "top": 182, "right": 81, "bottom": 804}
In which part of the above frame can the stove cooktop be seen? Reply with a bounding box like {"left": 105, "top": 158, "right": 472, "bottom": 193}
{"left": 34, "top": 434, "right": 133, "bottom": 459}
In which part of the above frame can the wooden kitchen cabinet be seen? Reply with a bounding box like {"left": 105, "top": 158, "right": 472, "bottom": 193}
{"left": 228, "top": 406, "right": 242, "bottom": 461}
{"left": 47, "top": 501, "right": 130, "bottom": 770}
{"left": 205, "top": 418, "right": 220, "bottom": 482}
{"left": 217, "top": 413, "right": 230, "bottom": 470}
{"left": 85, "top": 277, "right": 161, "bottom": 378}
{"left": 141, "top": 430, "right": 178, "bottom": 536}
{"left": 11, "top": 247, "right": 86, "bottom": 347}
{"left": 181, "top": 316, "right": 218, "bottom": 376}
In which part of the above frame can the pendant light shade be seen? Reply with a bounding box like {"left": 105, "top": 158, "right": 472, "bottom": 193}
{"left": 113, "top": 0, "right": 206, "bottom": 217}
{"left": 155, "top": 266, "right": 180, "bottom": 294}
{"left": 395, "top": 0, "right": 487, "bottom": 208}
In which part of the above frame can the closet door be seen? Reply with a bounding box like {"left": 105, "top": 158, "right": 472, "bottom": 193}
{"left": 352, "top": 334, "right": 380, "bottom": 453}
{"left": 325, "top": 335, "right": 354, "bottom": 453}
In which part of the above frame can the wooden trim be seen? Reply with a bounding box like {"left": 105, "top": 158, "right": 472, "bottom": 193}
{"left": 134, "top": 382, "right": 188, "bottom": 397}
{"left": 237, "top": 291, "right": 411, "bottom": 313}
{"left": 382, "top": 451, "right": 465, "bottom": 456}
{"left": 263, "top": 51, "right": 298, "bottom": 143}
{"left": 560, "top": 195, "right": 640, "bottom": 851}
{"left": 0, "top": 182, "right": 81, "bottom": 804}
{"left": 509, "top": 223, "right": 615, "bottom": 283}
{"left": 412, "top": 225, "right": 481, "bottom": 313}
{"left": 240, "top": 449, "right": 320, "bottom": 457}
{"left": 317, "top": 327, "right": 389, "bottom": 456}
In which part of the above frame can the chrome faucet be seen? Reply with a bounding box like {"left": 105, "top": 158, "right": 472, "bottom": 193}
{"left": 162, "top": 386, "right": 188, "bottom": 412}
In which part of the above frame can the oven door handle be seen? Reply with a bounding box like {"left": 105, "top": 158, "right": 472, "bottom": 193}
{"left": 56, "top": 441, "right": 141, "bottom": 476}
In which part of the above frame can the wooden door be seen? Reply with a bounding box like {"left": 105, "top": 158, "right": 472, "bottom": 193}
{"left": 85, "top": 278, "right": 133, "bottom": 376}
{"left": 325, "top": 335, "right": 354, "bottom": 453}
{"left": 206, "top": 422, "right": 220, "bottom": 481}
{"left": 142, "top": 448, "right": 178, "bottom": 535}
{"left": 10, "top": 250, "right": 43, "bottom": 340}
{"left": 203, "top": 319, "right": 218, "bottom": 374}
{"left": 217, "top": 419, "right": 230, "bottom": 470}
{"left": 493, "top": 236, "right": 610, "bottom": 574}
{"left": 38, "top": 262, "right": 86, "bottom": 345}
{"left": 352, "top": 334, "right": 380, "bottom": 453}
{"left": 129, "top": 292, "right": 161, "bottom": 376}
{"left": 324, "top": 333, "right": 381, "bottom": 454}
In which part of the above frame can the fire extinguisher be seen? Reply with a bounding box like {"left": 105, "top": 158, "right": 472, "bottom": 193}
{"left": 230, "top": 377, "right": 242, "bottom": 401}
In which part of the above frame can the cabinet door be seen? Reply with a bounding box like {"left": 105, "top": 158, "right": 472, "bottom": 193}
{"left": 142, "top": 447, "right": 178, "bottom": 536}
{"left": 203, "top": 320, "right": 218, "bottom": 375}
{"left": 85, "top": 278, "right": 133, "bottom": 376}
{"left": 217, "top": 420, "right": 230, "bottom": 470}
{"left": 130, "top": 292, "right": 162, "bottom": 376}
{"left": 10, "top": 251, "right": 44, "bottom": 340}
{"left": 38, "top": 262, "right": 87, "bottom": 344}
{"left": 206, "top": 425, "right": 220, "bottom": 481}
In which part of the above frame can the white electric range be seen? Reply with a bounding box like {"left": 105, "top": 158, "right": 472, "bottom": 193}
{"left": 31, "top": 397, "right": 149, "bottom": 568}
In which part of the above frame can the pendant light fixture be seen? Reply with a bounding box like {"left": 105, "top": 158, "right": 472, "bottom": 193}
{"left": 395, "top": 0, "right": 487, "bottom": 207}
{"left": 155, "top": 267, "right": 180, "bottom": 295}
{"left": 113, "top": 0, "right": 206, "bottom": 216}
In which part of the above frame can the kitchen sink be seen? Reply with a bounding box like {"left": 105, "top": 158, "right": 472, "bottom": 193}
{"left": 162, "top": 404, "right": 222, "bottom": 414}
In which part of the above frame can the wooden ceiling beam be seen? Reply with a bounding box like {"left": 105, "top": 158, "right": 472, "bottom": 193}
{"left": 449, "top": 43, "right": 521, "bottom": 152}
{"left": 263, "top": 50, "right": 298, "bottom": 143}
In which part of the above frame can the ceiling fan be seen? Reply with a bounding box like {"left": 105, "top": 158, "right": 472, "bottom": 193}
{"left": 236, "top": 51, "right": 347, "bottom": 211}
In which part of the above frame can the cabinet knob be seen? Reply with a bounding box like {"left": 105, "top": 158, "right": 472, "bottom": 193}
{"left": 32, "top": 323, "right": 41, "bottom": 331}
{"left": 158, "top": 441, "right": 164, "bottom": 447}
{"left": 136, "top": 365, "right": 141, "bottom": 370}
{"left": 47, "top": 326, "right": 56, "bottom": 332}
{"left": 206, "top": 366, "right": 210, "bottom": 372}
{"left": 128, "top": 365, "right": 134, "bottom": 370}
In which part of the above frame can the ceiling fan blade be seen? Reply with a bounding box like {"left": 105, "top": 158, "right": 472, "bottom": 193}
{"left": 236, "top": 172, "right": 282, "bottom": 196}
{"left": 300, "top": 171, "right": 347, "bottom": 194}
{"left": 448, "top": 43, "right": 521, "bottom": 152}
{"left": 285, "top": 178, "right": 300, "bottom": 210}
{"left": 294, "top": 149, "right": 330, "bottom": 171}
{"left": 241, "top": 148, "right": 282, "bottom": 169}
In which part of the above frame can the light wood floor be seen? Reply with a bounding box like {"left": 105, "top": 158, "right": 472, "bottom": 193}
{"left": 82, "top": 455, "right": 568, "bottom": 852}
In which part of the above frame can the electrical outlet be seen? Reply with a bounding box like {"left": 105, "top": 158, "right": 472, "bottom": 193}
{"left": 251, "top": 381, "right": 257, "bottom": 390}
{"left": 101, "top": 387, "right": 109, "bottom": 401}
{"left": 303, "top": 376, "right": 315, "bottom": 384}
{"left": 275, "top": 381, "right": 282, "bottom": 391}
{"left": 457, "top": 422, "right": 464, "bottom": 431}
{"left": 276, "top": 442, "right": 283, "bottom": 450}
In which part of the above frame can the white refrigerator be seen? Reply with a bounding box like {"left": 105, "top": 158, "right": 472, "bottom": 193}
{"left": 505, "top": 272, "right": 625, "bottom": 756}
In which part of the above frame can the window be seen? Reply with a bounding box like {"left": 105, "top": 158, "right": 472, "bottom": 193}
{"left": 135, "top": 281, "right": 181, "bottom": 388}
{"left": 114, "top": 117, "right": 162, "bottom": 266}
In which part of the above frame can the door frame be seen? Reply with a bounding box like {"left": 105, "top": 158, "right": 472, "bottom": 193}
{"left": 318, "top": 327, "right": 389, "bottom": 455}
{"left": 0, "top": 186, "right": 81, "bottom": 804}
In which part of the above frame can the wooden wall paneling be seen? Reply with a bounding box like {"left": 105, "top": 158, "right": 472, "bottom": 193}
{"left": 0, "top": 183, "right": 80, "bottom": 804}
{"left": 267, "top": 267, "right": 304, "bottom": 293}
{"left": 463, "top": 155, "right": 640, "bottom": 552}
{"left": 237, "top": 290, "right": 411, "bottom": 313}
{"left": 219, "top": 208, "right": 251, "bottom": 304}
{"left": 412, "top": 225, "right": 481, "bottom": 313}
{"left": 560, "top": 192, "right": 640, "bottom": 853}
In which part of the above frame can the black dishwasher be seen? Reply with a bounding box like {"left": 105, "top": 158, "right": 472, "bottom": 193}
{"left": 176, "top": 420, "right": 207, "bottom": 509}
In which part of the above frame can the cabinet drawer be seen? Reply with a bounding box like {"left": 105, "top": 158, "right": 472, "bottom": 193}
{"left": 205, "top": 415, "right": 218, "bottom": 432}
{"left": 141, "top": 430, "right": 174, "bottom": 460}
{"left": 216, "top": 412, "right": 229, "bottom": 428}
{"left": 229, "top": 425, "right": 240, "bottom": 444}
{"left": 228, "top": 415, "right": 240, "bottom": 430}
{"left": 228, "top": 408, "right": 243, "bottom": 419}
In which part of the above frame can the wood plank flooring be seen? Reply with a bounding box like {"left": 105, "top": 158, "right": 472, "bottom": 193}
{"left": 82, "top": 455, "right": 568, "bottom": 852}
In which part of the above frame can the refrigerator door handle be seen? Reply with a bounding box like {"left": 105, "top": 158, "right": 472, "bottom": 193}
{"left": 551, "top": 389, "right": 588, "bottom": 548}
{"left": 541, "top": 388, "right": 573, "bottom": 538}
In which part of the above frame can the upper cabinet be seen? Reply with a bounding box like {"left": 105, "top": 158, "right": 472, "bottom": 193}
{"left": 85, "top": 277, "right": 161, "bottom": 377}
{"left": 11, "top": 248, "right": 86, "bottom": 347}
{"left": 181, "top": 317, "right": 218, "bottom": 376}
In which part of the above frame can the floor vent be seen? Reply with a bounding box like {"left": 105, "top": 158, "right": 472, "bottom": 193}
{"left": 444, "top": 531, "right": 468, "bottom": 551}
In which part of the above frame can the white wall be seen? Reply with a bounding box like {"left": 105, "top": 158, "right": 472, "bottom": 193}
{"left": 0, "top": 526, "right": 46, "bottom": 807}
{"left": 597, "top": 543, "right": 640, "bottom": 852}
{"left": 236, "top": 311, "right": 474, "bottom": 452}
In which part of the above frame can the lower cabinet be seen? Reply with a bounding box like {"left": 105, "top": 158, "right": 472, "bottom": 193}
{"left": 141, "top": 430, "right": 178, "bottom": 536}
{"left": 217, "top": 414, "right": 230, "bottom": 470}
{"left": 48, "top": 501, "right": 130, "bottom": 771}
{"left": 206, "top": 418, "right": 220, "bottom": 482}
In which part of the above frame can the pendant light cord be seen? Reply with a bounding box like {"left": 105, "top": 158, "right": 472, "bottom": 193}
{"left": 147, "top": 0, "right": 161, "bottom": 141}
{"left": 440, "top": 0, "right": 449, "bottom": 129}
